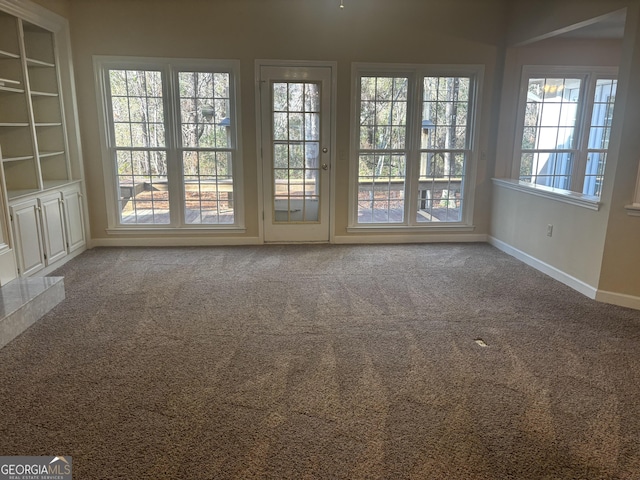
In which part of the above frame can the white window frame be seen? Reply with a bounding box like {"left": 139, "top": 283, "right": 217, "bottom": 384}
{"left": 511, "top": 65, "right": 618, "bottom": 208}
{"left": 93, "top": 56, "right": 244, "bottom": 233}
{"left": 348, "top": 63, "right": 483, "bottom": 232}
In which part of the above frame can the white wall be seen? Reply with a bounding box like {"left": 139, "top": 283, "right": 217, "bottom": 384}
{"left": 492, "top": 0, "right": 640, "bottom": 306}
{"left": 598, "top": 4, "right": 640, "bottom": 299}
{"left": 491, "top": 38, "right": 622, "bottom": 289}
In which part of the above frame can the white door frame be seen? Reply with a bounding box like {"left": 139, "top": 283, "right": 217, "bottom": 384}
{"left": 255, "top": 60, "right": 337, "bottom": 243}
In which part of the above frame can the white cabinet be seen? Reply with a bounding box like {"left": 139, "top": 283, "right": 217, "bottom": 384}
{"left": 62, "top": 187, "right": 85, "bottom": 253}
{"left": 10, "top": 184, "right": 85, "bottom": 276}
{"left": 10, "top": 198, "right": 45, "bottom": 276}
{"left": 39, "top": 192, "right": 67, "bottom": 264}
{"left": 0, "top": 236, "right": 17, "bottom": 284}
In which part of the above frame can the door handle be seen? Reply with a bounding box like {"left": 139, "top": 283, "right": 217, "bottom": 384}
{"left": 322, "top": 147, "right": 328, "bottom": 153}
{"left": 322, "top": 164, "right": 329, "bottom": 171}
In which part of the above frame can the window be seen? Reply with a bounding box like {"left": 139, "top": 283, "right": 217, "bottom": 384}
{"left": 352, "top": 65, "right": 480, "bottom": 227}
{"left": 584, "top": 78, "right": 617, "bottom": 197}
{"left": 179, "top": 71, "right": 235, "bottom": 224}
{"left": 109, "top": 69, "right": 168, "bottom": 224}
{"left": 95, "top": 57, "right": 243, "bottom": 230}
{"left": 357, "top": 76, "right": 409, "bottom": 223}
{"left": 515, "top": 67, "right": 617, "bottom": 198}
{"left": 419, "top": 76, "right": 472, "bottom": 222}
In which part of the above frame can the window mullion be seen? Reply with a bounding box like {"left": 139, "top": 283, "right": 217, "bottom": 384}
{"left": 164, "top": 66, "right": 184, "bottom": 227}
{"left": 406, "top": 72, "right": 422, "bottom": 226}
{"left": 513, "top": 75, "right": 530, "bottom": 179}
{"left": 571, "top": 74, "right": 594, "bottom": 192}
{"left": 102, "top": 67, "right": 120, "bottom": 226}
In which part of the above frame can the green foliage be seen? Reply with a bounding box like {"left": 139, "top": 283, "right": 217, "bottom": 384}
{"left": 182, "top": 151, "right": 232, "bottom": 179}
{"left": 422, "top": 76, "right": 470, "bottom": 151}
{"left": 179, "top": 72, "right": 231, "bottom": 149}
{"left": 358, "top": 75, "right": 472, "bottom": 182}
{"left": 359, "top": 76, "right": 408, "bottom": 151}
{"left": 358, "top": 154, "right": 406, "bottom": 179}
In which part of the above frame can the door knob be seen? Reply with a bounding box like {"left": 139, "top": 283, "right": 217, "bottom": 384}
{"left": 322, "top": 164, "right": 329, "bottom": 170}
{"left": 322, "top": 147, "right": 328, "bottom": 153}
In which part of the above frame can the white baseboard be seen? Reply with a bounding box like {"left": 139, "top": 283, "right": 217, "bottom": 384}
{"left": 90, "top": 234, "right": 488, "bottom": 247}
{"left": 595, "top": 290, "right": 640, "bottom": 310}
{"left": 334, "top": 233, "right": 488, "bottom": 244}
{"left": 488, "top": 236, "right": 598, "bottom": 299}
{"left": 90, "top": 236, "right": 263, "bottom": 247}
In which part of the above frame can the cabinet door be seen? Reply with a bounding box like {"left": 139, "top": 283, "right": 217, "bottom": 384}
{"left": 10, "top": 199, "right": 44, "bottom": 276}
{"left": 39, "top": 193, "right": 67, "bottom": 265}
{"left": 62, "top": 188, "right": 85, "bottom": 252}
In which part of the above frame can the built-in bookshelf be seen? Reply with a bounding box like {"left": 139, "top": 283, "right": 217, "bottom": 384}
{"left": 0, "top": 10, "right": 32, "bottom": 187}
{"left": 0, "top": 12, "right": 73, "bottom": 200}
{"left": 0, "top": 0, "right": 86, "bottom": 281}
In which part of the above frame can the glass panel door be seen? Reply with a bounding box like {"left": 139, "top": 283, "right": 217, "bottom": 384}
{"left": 272, "top": 81, "right": 321, "bottom": 223}
{"left": 260, "top": 65, "right": 333, "bottom": 242}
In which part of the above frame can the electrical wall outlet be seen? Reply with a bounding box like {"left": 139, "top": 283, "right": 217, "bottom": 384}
{"left": 547, "top": 224, "right": 553, "bottom": 237}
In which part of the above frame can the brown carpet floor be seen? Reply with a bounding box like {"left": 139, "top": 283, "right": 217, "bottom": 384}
{"left": 1, "top": 244, "right": 640, "bottom": 479}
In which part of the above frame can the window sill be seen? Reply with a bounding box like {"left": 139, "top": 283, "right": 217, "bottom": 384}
{"left": 106, "top": 226, "right": 247, "bottom": 235}
{"left": 492, "top": 178, "right": 601, "bottom": 211}
{"left": 346, "top": 224, "right": 475, "bottom": 234}
{"left": 625, "top": 204, "right": 640, "bottom": 217}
